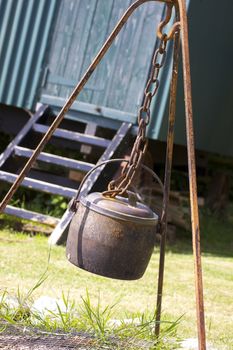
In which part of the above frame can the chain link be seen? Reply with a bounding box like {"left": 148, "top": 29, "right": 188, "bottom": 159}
{"left": 103, "top": 8, "right": 177, "bottom": 198}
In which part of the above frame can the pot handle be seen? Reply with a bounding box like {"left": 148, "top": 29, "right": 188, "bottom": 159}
{"left": 70, "top": 158, "right": 164, "bottom": 211}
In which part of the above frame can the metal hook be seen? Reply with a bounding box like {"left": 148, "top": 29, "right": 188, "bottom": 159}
{"left": 157, "top": 3, "right": 180, "bottom": 41}
{"left": 70, "top": 158, "right": 164, "bottom": 211}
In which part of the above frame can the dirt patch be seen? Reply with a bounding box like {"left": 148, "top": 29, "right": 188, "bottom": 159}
{"left": 0, "top": 328, "right": 101, "bottom": 350}
{"left": 0, "top": 327, "right": 150, "bottom": 350}
{"left": 0, "top": 334, "right": 99, "bottom": 350}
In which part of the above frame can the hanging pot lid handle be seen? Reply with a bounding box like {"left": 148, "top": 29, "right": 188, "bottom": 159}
{"left": 69, "top": 158, "right": 164, "bottom": 213}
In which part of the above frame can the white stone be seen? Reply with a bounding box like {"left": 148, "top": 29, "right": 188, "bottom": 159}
{"left": 31, "top": 296, "right": 67, "bottom": 317}
{"left": 4, "top": 296, "right": 19, "bottom": 309}
{"left": 179, "top": 338, "right": 217, "bottom": 350}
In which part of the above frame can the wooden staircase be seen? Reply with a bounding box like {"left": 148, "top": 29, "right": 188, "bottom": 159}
{"left": 0, "top": 104, "right": 132, "bottom": 243}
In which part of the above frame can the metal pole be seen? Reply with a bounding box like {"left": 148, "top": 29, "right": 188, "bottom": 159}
{"left": 155, "top": 14, "right": 180, "bottom": 336}
{"left": 178, "top": 0, "right": 206, "bottom": 348}
{"left": 0, "top": 0, "right": 173, "bottom": 213}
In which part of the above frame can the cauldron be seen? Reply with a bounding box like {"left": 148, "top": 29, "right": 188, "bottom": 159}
{"left": 66, "top": 159, "right": 159, "bottom": 280}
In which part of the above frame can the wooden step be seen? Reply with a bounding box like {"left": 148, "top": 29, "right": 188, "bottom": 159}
{"left": 14, "top": 146, "right": 94, "bottom": 173}
{"left": 4, "top": 205, "right": 59, "bottom": 226}
{"left": 0, "top": 170, "right": 76, "bottom": 198}
{"left": 33, "top": 123, "right": 110, "bottom": 148}
{"left": 0, "top": 105, "right": 47, "bottom": 168}
{"left": 49, "top": 121, "right": 132, "bottom": 245}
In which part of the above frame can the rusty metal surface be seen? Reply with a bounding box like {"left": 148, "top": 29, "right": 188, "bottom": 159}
{"left": 155, "top": 2, "right": 206, "bottom": 349}
{"left": 155, "top": 5, "right": 181, "bottom": 336}
{"left": 178, "top": 0, "right": 206, "bottom": 348}
{"left": 67, "top": 201, "right": 156, "bottom": 280}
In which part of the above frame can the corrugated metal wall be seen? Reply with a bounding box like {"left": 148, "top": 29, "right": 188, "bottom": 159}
{"left": 0, "top": 0, "right": 59, "bottom": 111}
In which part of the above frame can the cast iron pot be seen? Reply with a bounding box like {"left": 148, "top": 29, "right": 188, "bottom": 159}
{"left": 66, "top": 159, "right": 160, "bottom": 280}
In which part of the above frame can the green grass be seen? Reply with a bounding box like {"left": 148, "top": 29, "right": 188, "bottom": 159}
{"left": 0, "top": 210, "right": 232, "bottom": 349}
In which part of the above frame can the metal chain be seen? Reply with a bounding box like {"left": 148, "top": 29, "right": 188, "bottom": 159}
{"left": 103, "top": 32, "right": 169, "bottom": 198}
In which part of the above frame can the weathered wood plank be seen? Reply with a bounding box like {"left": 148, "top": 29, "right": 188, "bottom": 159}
{"left": 80, "top": 123, "right": 97, "bottom": 155}
{"left": 0, "top": 105, "right": 46, "bottom": 167}
{"left": 4, "top": 205, "right": 60, "bottom": 226}
{"left": 83, "top": 0, "right": 114, "bottom": 103}
{"left": 79, "top": 122, "right": 132, "bottom": 196}
{"left": 41, "top": 94, "right": 136, "bottom": 124}
{"left": 33, "top": 123, "right": 110, "bottom": 148}
{"left": 48, "top": 207, "right": 74, "bottom": 245}
{"left": 45, "top": 0, "right": 98, "bottom": 99}
{"left": 0, "top": 170, "right": 76, "bottom": 198}
{"left": 42, "top": 1, "right": 165, "bottom": 116}
{"left": 45, "top": 0, "right": 81, "bottom": 97}
{"left": 28, "top": 169, "right": 79, "bottom": 189}
{"left": 14, "top": 146, "right": 94, "bottom": 172}
{"left": 60, "top": 0, "right": 98, "bottom": 98}
{"left": 100, "top": 0, "right": 132, "bottom": 107}
{"left": 49, "top": 121, "right": 132, "bottom": 245}
{"left": 106, "top": 2, "right": 147, "bottom": 112}
{"left": 124, "top": 2, "right": 164, "bottom": 112}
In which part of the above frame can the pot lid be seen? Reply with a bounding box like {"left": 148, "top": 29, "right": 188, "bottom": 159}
{"left": 80, "top": 192, "right": 158, "bottom": 225}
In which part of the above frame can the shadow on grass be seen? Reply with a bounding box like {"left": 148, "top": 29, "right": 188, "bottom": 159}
{"left": 166, "top": 208, "right": 233, "bottom": 258}
{"left": 1, "top": 206, "right": 233, "bottom": 258}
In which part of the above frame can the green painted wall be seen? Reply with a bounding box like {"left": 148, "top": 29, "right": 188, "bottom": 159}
{"left": 41, "top": 0, "right": 164, "bottom": 117}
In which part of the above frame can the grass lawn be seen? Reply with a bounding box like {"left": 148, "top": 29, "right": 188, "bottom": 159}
{"left": 0, "top": 210, "right": 232, "bottom": 349}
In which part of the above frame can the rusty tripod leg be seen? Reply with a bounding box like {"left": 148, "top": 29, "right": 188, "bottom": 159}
{"left": 155, "top": 23, "right": 180, "bottom": 337}
{"left": 155, "top": 2, "right": 206, "bottom": 349}
{"left": 178, "top": 0, "right": 206, "bottom": 349}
